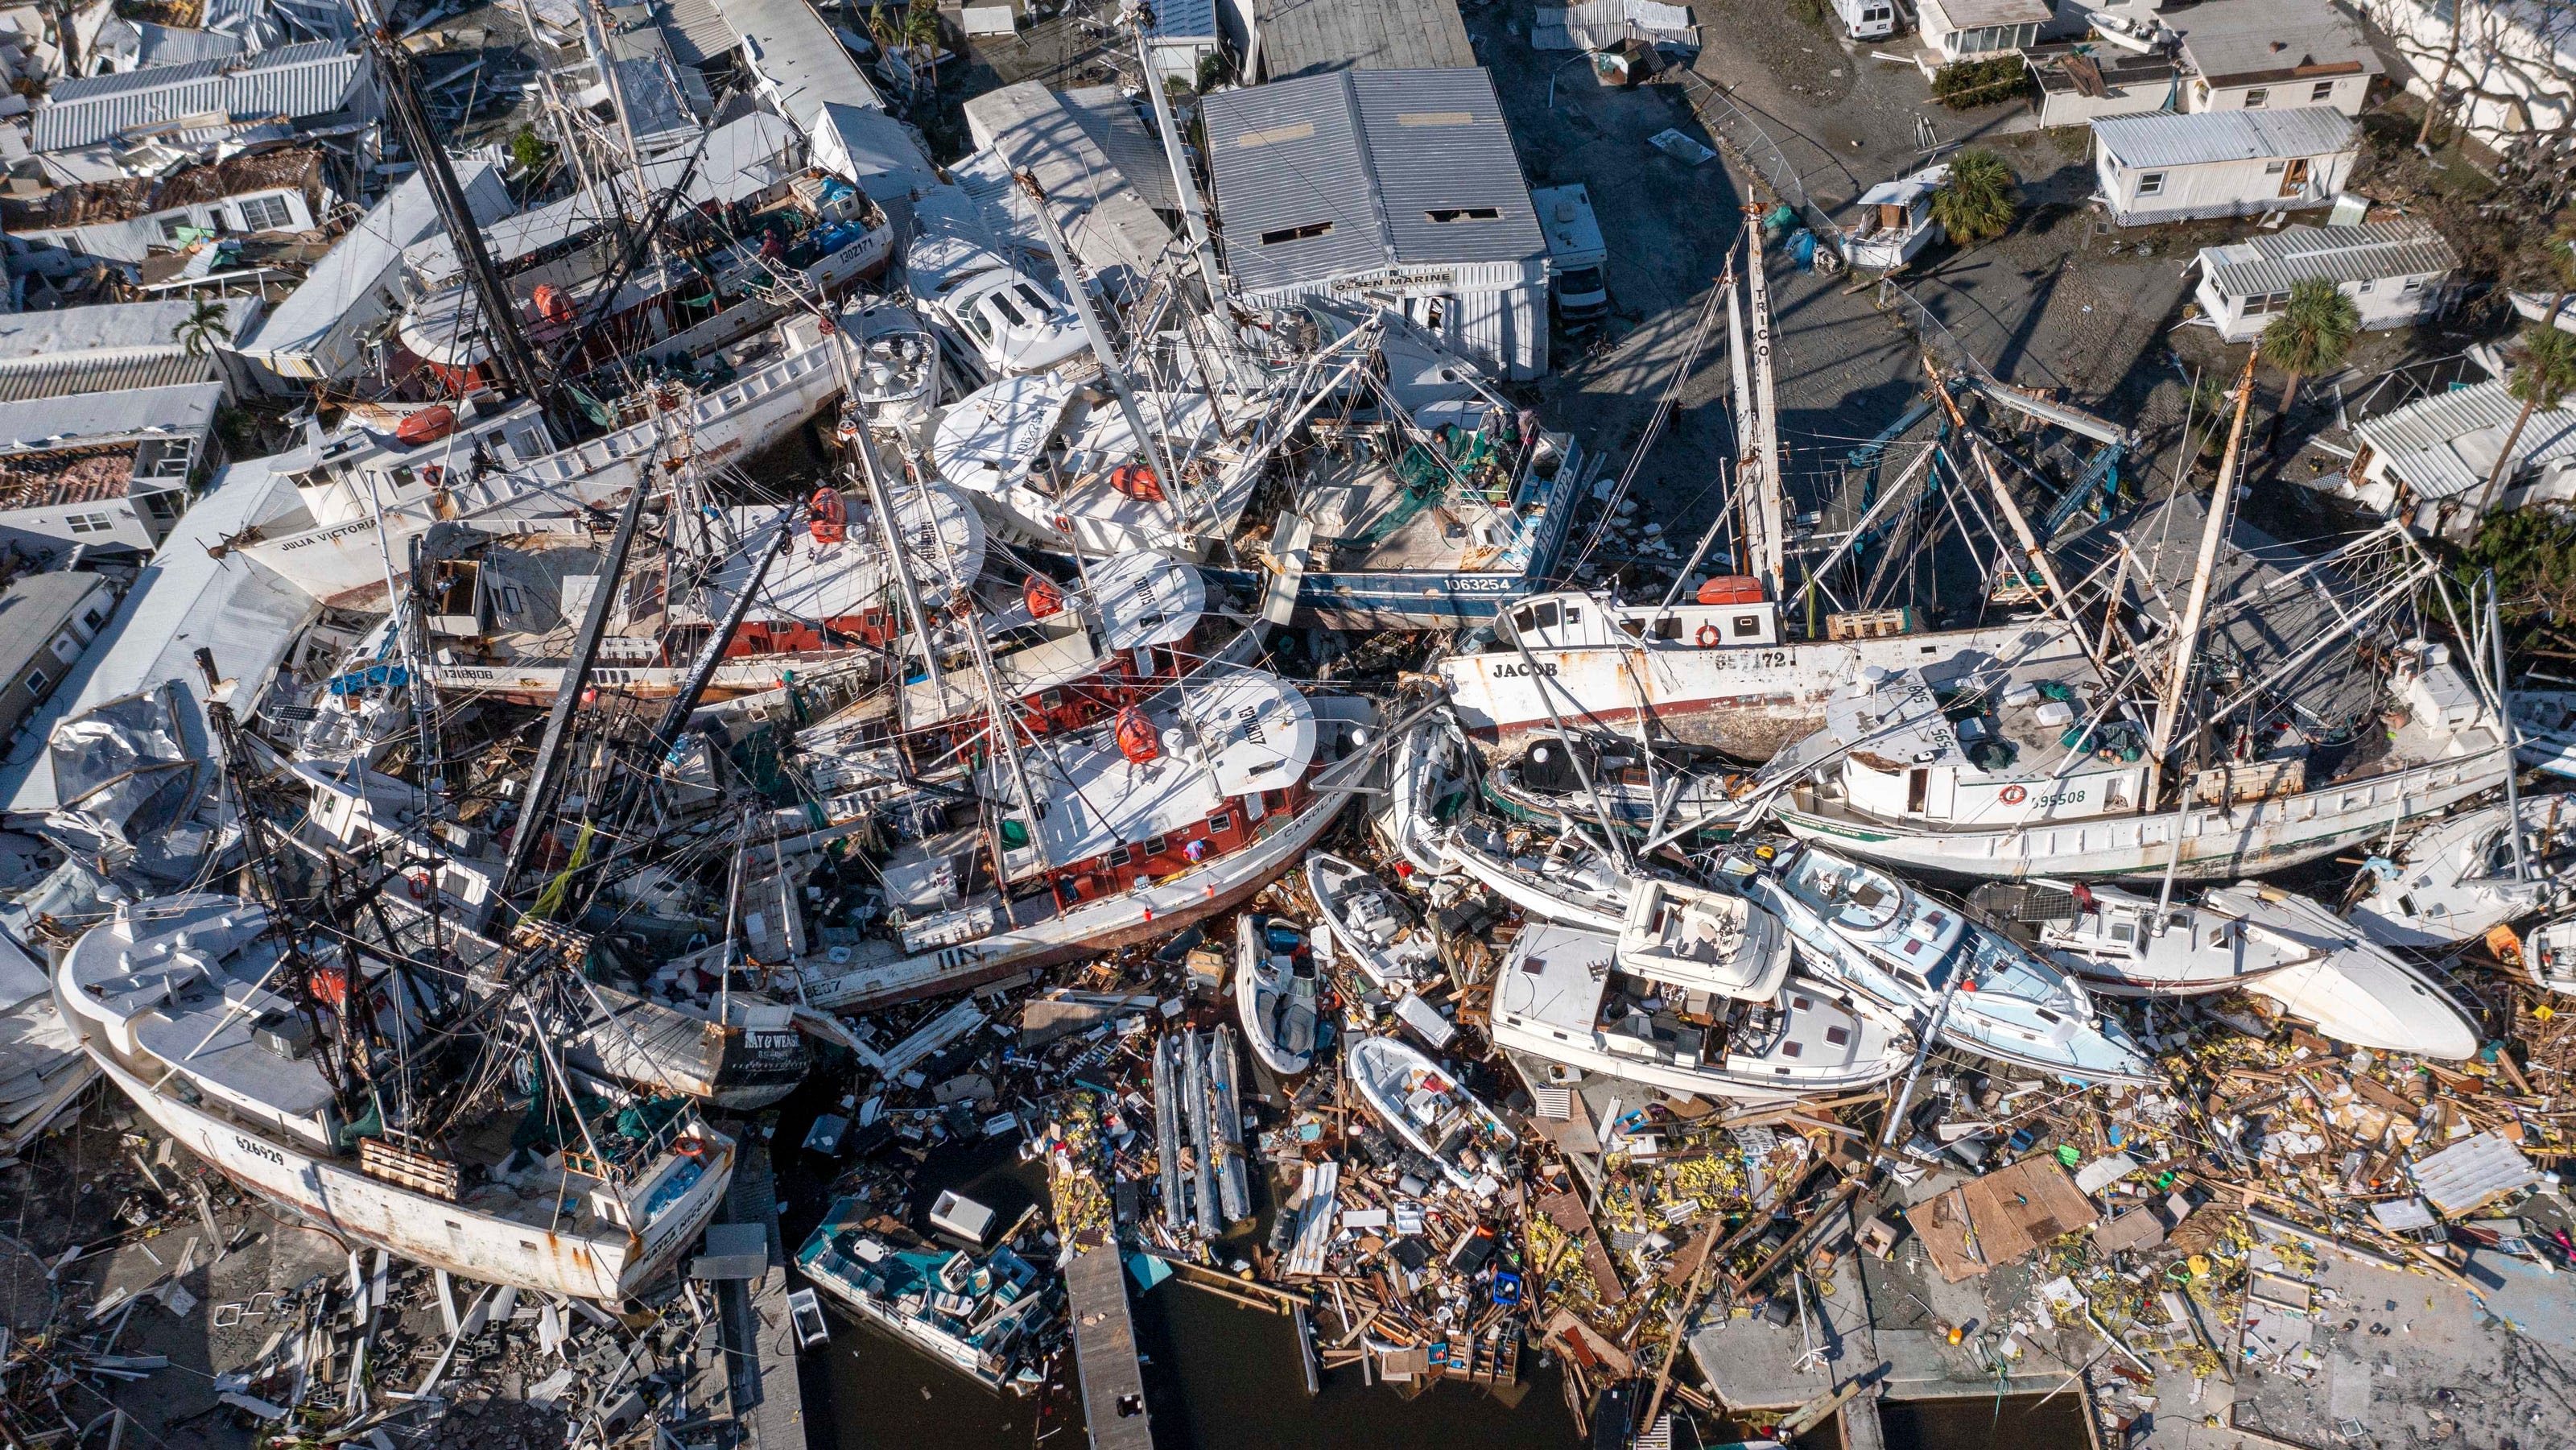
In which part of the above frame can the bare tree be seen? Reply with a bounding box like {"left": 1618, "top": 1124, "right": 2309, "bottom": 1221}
{"left": 2415, "top": 0, "right": 2470, "bottom": 150}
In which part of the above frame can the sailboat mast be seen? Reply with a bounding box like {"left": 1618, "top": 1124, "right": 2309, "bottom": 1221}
{"left": 2147, "top": 345, "right": 2260, "bottom": 766}
{"left": 843, "top": 411, "right": 950, "bottom": 698}
{"left": 1009, "top": 167, "right": 1192, "bottom": 538}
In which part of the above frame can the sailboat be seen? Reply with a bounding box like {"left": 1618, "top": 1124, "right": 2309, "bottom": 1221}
{"left": 2344, "top": 795, "right": 2574, "bottom": 949}
{"left": 1436, "top": 227, "right": 2093, "bottom": 762}
{"left": 1998, "top": 879, "right": 2478, "bottom": 1056}
{"left": 1735, "top": 842, "right": 2159, "bottom": 1084}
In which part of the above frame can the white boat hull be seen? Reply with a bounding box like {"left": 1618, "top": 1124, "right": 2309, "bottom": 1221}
{"left": 1439, "top": 621, "right": 2087, "bottom": 762}
{"left": 1444, "top": 830, "right": 1630, "bottom": 933}
{"left": 1778, "top": 741, "right": 2512, "bottom": 882}
{"left": 247, "top": 324, "right": 859, "bottom": 608}
{"left": 64, "top": 1024, "right": 731, "bottom": 1301}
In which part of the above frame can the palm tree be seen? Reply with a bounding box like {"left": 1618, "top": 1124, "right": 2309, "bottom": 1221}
{"left": 174, "top": 297, "right": 232, "bottom": 358}
{"left": 1931, "top": 148, "right": 2015, "bottom": 246}
{"left": 2474, "top": 326, "right": 2576, "bottom": 517}
{"left": 2260, "top": 277, "right": 2359, "bottom": 450}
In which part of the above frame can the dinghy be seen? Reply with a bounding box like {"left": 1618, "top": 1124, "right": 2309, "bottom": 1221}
{"left": 1306, "top": 853, "right": 1439, "bottom": 992}
{"left": 1344, "top": 1034, "right": 1517, "bottom": 1192}
{"left": 1235, "top": 913, "right": 1320, "bottom": 1076}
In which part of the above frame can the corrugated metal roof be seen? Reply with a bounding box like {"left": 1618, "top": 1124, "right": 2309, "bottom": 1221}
{"left": 0, "top": 352, "right": 219, "bottom": 404}
{"left": 1203, "top": 69, "right": 1542, "bottom": 295}
{"left": 31, "top": 41, "right": 361, "bottom": 151}
{"left": 2352, "top": 378, "right": 2576, "bottom": 501}
{"left": 133, "top": 23, "right": 251, "bottom": 68}
{"left": 1058, "top": 87, "right": 1181, "bottom": 214}
{"left": 0, "top": 382, "right": 225, "bottom": 452}
{"left": 1356, "top": 70, "right": 1543, "bottom": 273}
{"left": 48, "top": 55, "right": 232, "bottom": 103}
{"left": 1926, "top": 0, "right": 2052, "bottom": 28}
{"left": 1253, "top": 0, "right": 1476, "bottom": 79}
{"left": 2091, "top": 105, "right": 2355, "bottom": 170}
{"left": 2201, "top": 219, "right": 2460, "bottom": 296}
{"left": 0, "top": 297, "right": 258, "bottom": 360}
{"left": 963, "top": 82, "right": 1177, "bottom": 296}
{"left": 658, "top": 0, "right": 737, "bottom": 67}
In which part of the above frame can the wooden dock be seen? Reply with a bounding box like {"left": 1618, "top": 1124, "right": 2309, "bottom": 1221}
{"left": 1065, "top": 1240, "right": 1154, "bottom": 1450}
{"left": 717, "top": 1145, "right": 807, "bottom": 1450}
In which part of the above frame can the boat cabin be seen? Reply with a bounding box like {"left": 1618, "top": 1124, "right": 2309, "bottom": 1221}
{"left": 1820, "top": 667, "right": 2154, "bottom": 831}
{"left": 1498, "top": 585, "right": 1783, "bottom": 651}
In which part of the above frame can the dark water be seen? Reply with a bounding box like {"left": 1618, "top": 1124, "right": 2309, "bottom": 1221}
{"left": 1880, "top": 1393, "right": 2090, "bottom": 1450}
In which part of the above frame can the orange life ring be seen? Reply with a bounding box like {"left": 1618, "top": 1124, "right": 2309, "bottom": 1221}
{"left": 2000, "top": 784, "right": 2027, "bottom": 805}
{"left": 673, "top": 1135, "right": 707, "bottom": 1160}
{"left": 1695, "top": 622, "right": 1723, "bottom": 647}
{"left": 406, "top": 870, "right": 431, "bottom": 900}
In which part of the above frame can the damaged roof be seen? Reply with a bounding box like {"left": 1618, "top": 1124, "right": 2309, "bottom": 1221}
{"left": 30, "top": 39, "right": 365, "bottom": 153}
{"left": 2353, "top": 378, "right": 2576, "bottom": 500}
{"left": 2198, "top": 219, "right": 2461, "bottom": 297}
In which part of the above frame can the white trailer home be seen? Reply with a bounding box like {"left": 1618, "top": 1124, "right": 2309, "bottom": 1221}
{"left": 2091, "top": 108, "right": 2358, "bottom": 225}
{"left": 2192, "top": 219, "right": 2461, "bottom": 343}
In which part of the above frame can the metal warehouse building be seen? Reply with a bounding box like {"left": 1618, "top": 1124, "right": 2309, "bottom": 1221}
{"left": 1202, "top": 68, "right": 1549, "bottom": 379}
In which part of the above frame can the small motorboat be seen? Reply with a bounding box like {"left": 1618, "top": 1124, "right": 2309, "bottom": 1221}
{"left": 2527, "top": 915, "right": 2576, "bottom": 994}
{"left": 1378, "top": 712, "right": 1470, "bottom": 877}
{"left": 1235, "top": 913, "right": 1320, "bottom": 1076}
{"left": 2345, "top": 795, "right": 2574, "bottom": 949}
{"left": 1306, "top": 853, "right": 1439, "bottom": 991}
{"left": 1344, "top": 1034, "right": 1517, "bottom": 1193}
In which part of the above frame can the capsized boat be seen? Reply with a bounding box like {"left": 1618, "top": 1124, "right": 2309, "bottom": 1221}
{"left": 1493, "top": 922, "right": 1911, "bottom": 1102}
{"left": 1739, "top": 844, "right": 2159, "bottom": 1084}
{"left": 1235, "top": 912, "right": 1319, "bottom": 1076}
{"left": 1305, "top": 853, "right": 1438, "bottom": 992}
{"left": 58, "top": 894, "right": 735, "bottom": 1301}
{"left": 793, "top": 1199, "right": 1053, "bottom": 1393}
{"left": 1614, "top": 878, "right": 1793, "bottom": 1001}
{"left": 1343, "top": 1034, "right": 1517, "bottom": 1194}
{"left": 2344, "top": 795, "right": 2575, "bottom": 949}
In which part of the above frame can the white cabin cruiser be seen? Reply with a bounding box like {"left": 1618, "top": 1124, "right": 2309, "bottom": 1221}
{"left": 2345, "top": 795, "right": 2575, "bottom": 949}
{"left": 906, "top": 233, "right": 1088, "bottom": 381}
{"left": 1615, "top": 878, "right": 1794, "bottom": 1001}
{"left": 1737, "top": 844, "right": 2159, "bottom": 1084}
{"left": 1493, "top": 922, "right": 1911, "bottom": 1102}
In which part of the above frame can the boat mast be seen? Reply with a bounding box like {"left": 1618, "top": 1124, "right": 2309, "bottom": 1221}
{"left": 1132, "top": 25, "right": 1224, "bottom": 303}
{"left": 1924, "top": 360, "right": 2114, "bottom": 681}
{"left": 358, "top": 0, "right": 576, "bottom": 443}
{"left": 497, "top": 461, "right": 661, "bottom": 899}
{"left": 1010, "top": 168, "right": 1191, "bottom": 537}
{"left": 1740, "top": 220, "right": 1785, "bottom": 601}
{"left": 2146, "top": 346, "right": 2261, "bottom": 778}
{"left": 841, "top": 408, "right": 950, "bottom": 700}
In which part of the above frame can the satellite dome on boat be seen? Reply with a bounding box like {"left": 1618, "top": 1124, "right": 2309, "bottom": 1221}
{"left": 1088, "top": 551, "right": 1204, "bottom": 651}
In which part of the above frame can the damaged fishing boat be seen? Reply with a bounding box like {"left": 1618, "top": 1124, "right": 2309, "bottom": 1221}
{"left": 794, "top": 1198, "right": 1053, "bottom": 1393}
